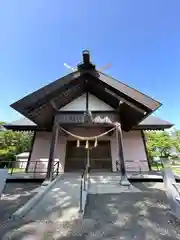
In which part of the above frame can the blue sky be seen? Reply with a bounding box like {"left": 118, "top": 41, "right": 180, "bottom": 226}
{"left": 0, "top": 0, "right": 180, "bottom": 128}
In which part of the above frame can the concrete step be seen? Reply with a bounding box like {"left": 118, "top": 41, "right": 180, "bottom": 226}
{"left": 89, "top": 173, "right": 136, "bottom": 194}
{"left": 90, "top": 172, "right": 121, "bottom": 182}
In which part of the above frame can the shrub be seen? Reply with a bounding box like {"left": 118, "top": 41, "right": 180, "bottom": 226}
{"left": 0, "top": 149, "right": 16, "bottom": 168}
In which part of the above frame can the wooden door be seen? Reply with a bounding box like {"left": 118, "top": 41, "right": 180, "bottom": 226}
{"left": 65, "top": 140, "right": 112, "bottom": 172}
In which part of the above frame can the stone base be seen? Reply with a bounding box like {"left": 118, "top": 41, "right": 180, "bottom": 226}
{"left": 42, "top": 180, "right": 51, "bottom": 186}
{"left": 119, "top": 175, "right": 131, "bottom": 186}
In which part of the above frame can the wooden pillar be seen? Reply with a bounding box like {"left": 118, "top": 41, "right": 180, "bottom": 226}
{"left": 25, "top": 131, "right": 36, "bottom": 173}
{"left": 46, "top": 117, "right": 59, "bottom": 181}
{"left": 141, "top": 130, "right": 151, "bottom": 171}
{"left": 116, "top": 123, "right": 130, "bottom": 186}
{"left": 87, "top": 148, "right": 90, "bottom": 167}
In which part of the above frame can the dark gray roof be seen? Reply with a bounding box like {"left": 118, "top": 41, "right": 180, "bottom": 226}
{"left": 139, "top": 115, "right": 172, "bottom": 126}
{"left": 6, "top": 118, "right": 36, "bottom": 126}
{"left": 135, "top": 115, "right": 173, "bottom": 129}
{"left": 4, "top": 118, "right": 37, "bottom": 131}
{"left": 4, "top": 114, "right": 173, "bottom": 131}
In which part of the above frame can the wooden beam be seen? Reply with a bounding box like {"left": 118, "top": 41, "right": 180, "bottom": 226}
{"left": 116, "top": 122, "right": 130, "bottom": 185}
{"left": 50, "top": 100, "right": 59, "bottom": 112}
{"left": 25, "top": 80, "right": 84, "bottom": 114}
{"left": 116, "top": 123, "right": 126, "bottom": 175}
{"left": 46, "top": 116, "right": 59, "bottom": 181}
{"left": 104, "top": 88, "right": 145, "bottom": 114}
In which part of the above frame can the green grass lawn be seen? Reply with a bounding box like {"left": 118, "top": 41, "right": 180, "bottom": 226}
{"left": 151, "top": 163, "right": 180, "bottom": 175}
{"left": 8, "top": 168, "right": 25, "bottom": 174}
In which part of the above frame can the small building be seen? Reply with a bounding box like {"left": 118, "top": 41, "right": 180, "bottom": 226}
{"left": 16, "top": 152, "right": 29, "bottom": 169}
{"left": 4, "top": 51, "right": 173, "bottom": 180}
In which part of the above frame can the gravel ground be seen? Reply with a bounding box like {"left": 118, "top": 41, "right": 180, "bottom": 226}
{"left": 82, "top": 182, "right": 180, "bottom": 240}
{"left": 1, "top": 182, "right": 180, "bottom": 239}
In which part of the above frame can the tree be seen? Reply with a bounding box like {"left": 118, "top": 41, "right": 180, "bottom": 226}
{"left": 0, "top": 128, "right": 33, "bottom": 162}
{"left": 145, "top": 131, "right": 173, "bottom": 159}
{"left": 173, "top": 130, "right": 180, "bottom": 154}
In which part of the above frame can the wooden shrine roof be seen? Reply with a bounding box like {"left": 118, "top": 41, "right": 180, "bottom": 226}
{"left": 8, "top": 51, "right": 164, "bottom": 131}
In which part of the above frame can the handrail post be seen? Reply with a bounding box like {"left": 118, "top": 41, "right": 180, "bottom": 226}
{"left": 79, "top": 178, "right": 83, "bottom": 213}
{"left": 83, "top": 175, "right": 86, "bottom": 191}
{"left": 56, "top": 161, "right": 59, "bottom": 176}
{"left": 10, "top": 161, "right": 14, "bottom": 175}
{"left": 7, "top": 160, "right": 11, "bottom": 172}
{"left": 52, "top": 162, "right": 55, "bottom": 180}
{"left": 139, "top": 162, "right": 142, "bottom": 175}
{"left": 79, "top": 164, "right": 89, "bottom": 213}
{"left": 34, "top": 161, "right": 38, "bottom": 178}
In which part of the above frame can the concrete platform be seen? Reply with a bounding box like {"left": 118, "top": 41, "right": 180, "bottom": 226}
{"left": 89, "top": 173, "right": 148, "bottom": 194}
{"left": 6, "top": 170, "right": 180, "bottom": 182}
{"left": 128, "top": 171, "right": 180, "bottom": 181}
{"left": 7, "top": 173, "right": 46, "bottom": 180}
{"left": 89, "top": 171, "right": 164, "bottom": 181}
{"left": 128, "top": 171, "right": 163, "bottom": 180}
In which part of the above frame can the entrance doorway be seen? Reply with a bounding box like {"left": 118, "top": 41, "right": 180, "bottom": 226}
{"left": 64, "top": 140, "right": 112, "bottom": 172}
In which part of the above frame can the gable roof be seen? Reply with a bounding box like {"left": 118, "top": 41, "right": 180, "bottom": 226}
{"left": 11, "top": 70, "right": 161, "bottom": 113}
{"left": 9, "top": 51, "right": 162, "bottom": 131}
{"left": 10, "top": 70, "right": 161, "bottom": 130}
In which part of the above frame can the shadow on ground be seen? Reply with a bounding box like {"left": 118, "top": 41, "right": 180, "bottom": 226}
{"left": 1, "top": 176, "right": 83, "bottom": 239}
{"left": 1, "top": 182, "right": 180, "bottom": 239}
{"left": 0, "top": 183, "right": 41, "bottom": 222}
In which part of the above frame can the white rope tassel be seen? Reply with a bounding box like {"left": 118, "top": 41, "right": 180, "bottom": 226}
{"left": 76, "top": 139, "right": 80, "bottom": 147}
{"left": 94, "top": 138, "right": 98, "bottom": 147}
{"left": 85, "top": 140, "right": 89, "bottom": 149}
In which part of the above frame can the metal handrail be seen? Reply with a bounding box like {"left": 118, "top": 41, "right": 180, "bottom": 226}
{"left": 0, "top": 160, "right": 60, "bottom": 176}
{"left": 117, "top": 159, "right": 149, "bottom": 174}
{"left": 52, "top": 161, "right": 60, "bottom": 179}
{"left": 79, "top": 163, "right": 89, "bottom": 213}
